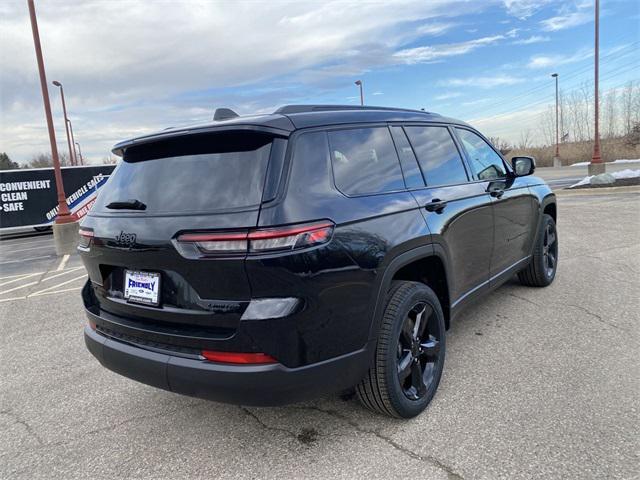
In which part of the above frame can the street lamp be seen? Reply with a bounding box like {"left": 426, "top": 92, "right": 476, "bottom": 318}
{"left": 354, "top": 80, "right": 364, "bottom": 106}
{"left": 75, "top": 141, "right": 84, "bottom": 165}
{"left": 551, "top": 73, "right": 560, "bottom": 167}
{"left": 52, "top": 80, "right": 76, "bottom": 166}
{"left": 67, "top": 118, "right": 81, "bottom": 165}
{"left": 27, "top": 0, "right": 74, "bottom": 229}
{"left": 589, "top": 0, "right": 604, "bottom": 175}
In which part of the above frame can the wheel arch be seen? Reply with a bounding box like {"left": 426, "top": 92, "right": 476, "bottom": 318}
{"left": 368, "top": 244, "right": 453, "bottom": 341}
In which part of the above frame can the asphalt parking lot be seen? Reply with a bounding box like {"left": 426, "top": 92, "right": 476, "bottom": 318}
{"left": 1, "top": 186, "right": 639, "bottom": 480}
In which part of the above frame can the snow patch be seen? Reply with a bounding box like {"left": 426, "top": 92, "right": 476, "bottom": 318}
{"left": 569, "top": 169, "right": 640, "bottom": 188}
{"left": 571, "top": 159, "right": 640, "bottom": 167}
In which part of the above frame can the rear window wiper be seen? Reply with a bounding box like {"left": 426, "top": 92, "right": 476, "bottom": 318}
{"left": 105, "top": 199, "right": 147, "bottom": 210}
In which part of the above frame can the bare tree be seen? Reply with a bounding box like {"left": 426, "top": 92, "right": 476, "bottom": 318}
{"left": 27, "top": 152, "right": 71, "bottom": 168}
{"left": 488, "top": 136, "right": 512, "bottom": 154}
{"left": 518, "top": 129, "right": 533, "bottom": 150}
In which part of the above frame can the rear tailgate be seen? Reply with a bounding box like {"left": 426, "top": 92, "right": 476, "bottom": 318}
{"left": 80, "top": 130, "right": 286, "bottom": 345}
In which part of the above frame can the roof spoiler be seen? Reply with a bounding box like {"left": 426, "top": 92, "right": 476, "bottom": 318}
{"left": 213, "top": 108, "right": 239, "bottom": 121}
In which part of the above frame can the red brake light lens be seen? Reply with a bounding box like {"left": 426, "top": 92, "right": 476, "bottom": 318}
{"left": 201, "top": 350, "right": 277, "bottom": 364}
{"left": 175, "top": 221, "right": 334, "bottom": 258}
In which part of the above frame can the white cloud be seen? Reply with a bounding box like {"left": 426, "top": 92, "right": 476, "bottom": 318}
{"left": 513, "top": 35, "right": 551, "bottom": 45}
{"left": 540, "top": 3, "right": 593, "bottom": 31}
{"left": 416, "top": 22, "right": 458, "bottom": 36}
{"left": 394, "top": 34, "right": 505, "bottom": 64}
{"left": 462, "top": 98, "right": 493, "bottom": 106}
{"left": 527, "top": 48, "right": 592, "bottom": 68}
{"left": 435, "top": 92, "right": 463, "bottom": 100}
{"left": 503, "top": 0, "right": 555, "bottom": 19}
{"left": 372, "top": 91, "right": 384, "bottom": 96}
{"left": 0, "top": 0, "right": 489, "bottom": 162}
{"left": 442, "top": 75, "right": 525, "bottom": 88}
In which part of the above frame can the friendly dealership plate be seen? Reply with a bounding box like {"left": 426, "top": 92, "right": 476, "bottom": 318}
{"left": 124, "top": 270, "right": 161, "bottom": 306}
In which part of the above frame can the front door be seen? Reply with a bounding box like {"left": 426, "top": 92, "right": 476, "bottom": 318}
{"left": 398, "top": 124, "right": 495, "bottom": 306}
{"left": 453, "top": 128, "right": 536, "bottom": 281}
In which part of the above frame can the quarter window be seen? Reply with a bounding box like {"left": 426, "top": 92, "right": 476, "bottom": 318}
{"left": 455, "top": 128, "right": 506, "bottom": 181}
{"left": 328, "top": 127, "right": 405, "bottom": 195}
{"left": 404, "top": 126, "right": 468, "bottom": 186}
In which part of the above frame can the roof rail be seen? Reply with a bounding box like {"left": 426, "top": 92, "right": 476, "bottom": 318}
{"left": 274, "top": 104, "right": 432, "bottom": 115}
{"left": 213, "top": 108, "right": 239, "bottom": 121}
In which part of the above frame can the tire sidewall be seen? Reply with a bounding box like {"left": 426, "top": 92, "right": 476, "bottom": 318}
{"left": 383, "top": 284, "right": 446, "bottom": 418}
{"left": 538, "top": 215, "right": 558, "bottom": 284}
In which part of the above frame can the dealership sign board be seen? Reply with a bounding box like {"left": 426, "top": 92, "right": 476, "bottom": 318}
{"left": 0, "top": 165, "right": 116, "bottom": 229}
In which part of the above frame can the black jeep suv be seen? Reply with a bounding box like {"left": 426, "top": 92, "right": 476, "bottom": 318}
{"left": 80, "top": 105, "right": 557, "bottom": 418}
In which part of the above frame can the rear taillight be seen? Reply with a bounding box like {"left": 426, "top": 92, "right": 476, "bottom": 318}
{"left": 175, "top": 221, "right": 334, "bottom": 258}
{"left": 78, "top": 228, "right": 94, "bottom": 251}
{"left": 201, "top": 350, "right": 277, "bottom": 364}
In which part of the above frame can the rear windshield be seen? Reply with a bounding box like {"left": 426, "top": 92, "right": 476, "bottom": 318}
{"left": 93, "top": 131, "right": 273, "bottom": 215}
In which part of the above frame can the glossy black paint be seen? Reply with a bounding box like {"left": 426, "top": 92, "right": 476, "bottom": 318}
{"left": 81, "top": 106, "right": 556, "bottom": 404}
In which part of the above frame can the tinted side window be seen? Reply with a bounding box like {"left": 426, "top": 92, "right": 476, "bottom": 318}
{"left": 455, "top": 128, "right": 506, "bottom": 180}
{"left": 404, "top": 126, "right": 468, "bottom": 186}
{"left": 328, "top": 127, "right": 405, "bottom": 195}
{"left": 389, "top": 126, "right": 425, "bottom": 189}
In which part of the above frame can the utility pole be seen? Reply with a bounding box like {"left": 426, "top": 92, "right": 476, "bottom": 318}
{"left": 75, "top": 141, "right": 84, "bottom": 165}
{"left": 354, "top": 80, "right": 364, "bottom": 106}
{"left": 52, "top": 80, "right": 76, "bottom": 166}
{"left": 589, "top": 0, "right": 604, "bottom": 175}
{"left": 27, "top": 0, "right": 78, "bottom": 254}
{"left": 67, "top": 119, "right": 81, "bottom": 165}
{"left": 551, "top": 73, "right": 560, "bottom": 167}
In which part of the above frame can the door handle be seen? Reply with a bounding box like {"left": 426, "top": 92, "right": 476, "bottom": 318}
{"left": 425, "top": 199, "right": 447, "bottom": 213}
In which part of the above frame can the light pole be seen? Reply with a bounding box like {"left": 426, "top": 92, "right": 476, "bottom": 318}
{"left": 354, "top": 80, "right": 364, "bottom": 106}
{"left": 52, "top": 80, "right": 76, "bottom": 166}
{"left": 67, "top": 119, "right": 81, "bottom": 165}
{"left": 589, "top": 0, "right": 604, "bottom": 175}
{"left": 75, "top": 141, "right": 84, "bottom": 165}
{"left": 551, "top": 73, "right": 560, "bottom": 167}
{"left": 27, "top": 0, "right": 74, "bottom": 230}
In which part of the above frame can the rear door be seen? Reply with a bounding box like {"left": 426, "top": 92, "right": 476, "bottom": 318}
{"left": 398, "top": 124, "right": 495, "bottom": 307}
{"left": 80, "top": 130, "right": 285, "bottom": 333}
{"left": 453, "top": 127, "right": 536, "bottom": 281}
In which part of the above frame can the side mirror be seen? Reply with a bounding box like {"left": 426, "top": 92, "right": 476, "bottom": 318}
{"left": 511, "top": 156, "right": 536, "bottom": 177}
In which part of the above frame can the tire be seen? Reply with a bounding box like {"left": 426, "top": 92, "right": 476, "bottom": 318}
{"left": 356, "top": 281, "right": 446, "bottom": 418}
{"left": 518, "top": 213, "right": 558, "bottom": 287}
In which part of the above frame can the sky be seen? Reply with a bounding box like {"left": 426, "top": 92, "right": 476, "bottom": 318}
{"left": 0, "top": 0, "right": 638, "bottom": 165}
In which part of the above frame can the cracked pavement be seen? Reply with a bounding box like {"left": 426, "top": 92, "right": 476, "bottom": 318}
{"left": 1, "top": 187, "right": 639, "bottom": 479}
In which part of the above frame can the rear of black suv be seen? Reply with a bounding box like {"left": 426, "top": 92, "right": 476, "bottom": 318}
{"left": 80, "top": 123, "right": 374, "bottom": 406}
{"left": 81, "top": 106, "right": 557, "bottom": 418}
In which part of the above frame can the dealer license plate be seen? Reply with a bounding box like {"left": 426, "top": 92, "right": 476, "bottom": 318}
{"left": 124, "top": 270, "right": 161, "bottom": 306}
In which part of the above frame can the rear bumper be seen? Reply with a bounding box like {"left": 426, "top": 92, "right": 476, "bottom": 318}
{"left": 84, "top": 325, "right": 370, "bottom": 406}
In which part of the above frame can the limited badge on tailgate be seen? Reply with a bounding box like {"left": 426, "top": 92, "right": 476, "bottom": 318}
{"left": 124, "top": 270, "right": 161, "bottom": 306}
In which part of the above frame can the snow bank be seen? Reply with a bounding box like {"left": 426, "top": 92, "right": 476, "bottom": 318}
{"left": 569, "top": 169, "right": 640, "bottom": 188}
{"left": 571, "top": 159, "right": 640, "bottom": 167}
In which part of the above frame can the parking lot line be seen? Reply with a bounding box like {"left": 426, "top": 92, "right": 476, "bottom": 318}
{"left": 0, "top": 255, "right": 54, "bottom": 265}
{"left": 57, "top": 254, "right": 70, "bottom": 271}
{"left": 28, "top": 285, "right": 83, "bottom": 298}
{"left": 0, "top": 272, "right": 41, "bottom": 287}
{"left": 0, "top": 244, "right": 56, "bottom": 254}
{"left": 29, "top": 274, "right": 87, "bottom": 296}
{"left": 0, "top": 280, "right": 40, "bottom": 295}
{"left": 40, "top": 266, "right": 85, "bottom": 282}
{"left": 0, "top": 237, "right": 54, "bottom": 248}
{"left": 0, "top": 295, "right": 27, "bottom": 303}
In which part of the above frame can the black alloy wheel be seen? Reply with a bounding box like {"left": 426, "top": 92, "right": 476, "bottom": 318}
{"left": 357, "top": 281, "right": 446, "bottom": 418}
{"left": 542, "top": 221, "right": 557, "bottom": 278}
{"left": 518, "top": 213, "right": 558, "bottom": 287}
{"left": 396, "top": 302, "right": 442, "bottom": 401}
